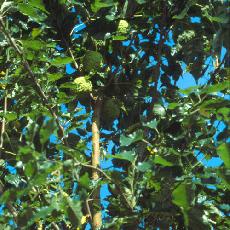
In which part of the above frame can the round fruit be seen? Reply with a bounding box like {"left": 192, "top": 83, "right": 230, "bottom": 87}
{"left": 82, "top": 51, "right": 103, "bottom": 73}
{"left": 102, "top": 98, "right": 120, "bottom": 122}
{"left": 117, "top": 20, "right": 129, "bottom": 34}
{"left": 73, "top": 77, "right": 92, "bottom": 93}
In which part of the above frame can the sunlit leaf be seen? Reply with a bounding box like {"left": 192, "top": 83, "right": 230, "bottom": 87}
{"left": 217, "top": 143, "right": 230, "bottom": 168}
{"left": 50, "top": 57, "right": 72, "bottom": 66}
{"left": 154, "top": 155, "right": 173, "bottom": 166}
{"left": 107, "top": 151, "right": 135, "bottom": 162}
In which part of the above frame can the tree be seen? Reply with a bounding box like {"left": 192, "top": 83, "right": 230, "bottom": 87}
{"left": 0, "top": 0, "right": 229, "bottom": 229}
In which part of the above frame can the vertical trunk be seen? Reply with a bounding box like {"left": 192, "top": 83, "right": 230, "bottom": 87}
{"left": 91, "top": 98, "right": 102, "bottom": 229}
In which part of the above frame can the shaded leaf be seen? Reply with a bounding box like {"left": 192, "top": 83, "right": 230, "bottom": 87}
{"left": 143, "top": 119, "right": 158, "bottom": 129}
{"left": 120, "top": 130, "right": 143, "bottom": 146}
{"left": 137, "top": 161, "right": 152, "bottom": 172}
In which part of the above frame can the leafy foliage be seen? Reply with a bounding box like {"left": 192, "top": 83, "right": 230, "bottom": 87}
{"left": 0, "top": 0, "right": 229, "bottom": 229}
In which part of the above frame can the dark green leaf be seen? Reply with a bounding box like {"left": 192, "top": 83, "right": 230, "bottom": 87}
{"left": 79, "top": 172, "right": 91, "bottom": 188}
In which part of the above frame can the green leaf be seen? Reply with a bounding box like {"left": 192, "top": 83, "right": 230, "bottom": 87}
{"left": 50, "top": 57, "right": 72, "bottom": 66}
{"left": 66, "top": 199, "right": 82, "bottom": 228}
{"left": 143, "top": 119, "right": 158, "bottom": 129}
{"left": 31, "top": 28, "right": 42, "bottom": 38}
{"left": 179, "top": 86, "right": 200, "bottom": 95}
{"left": 25, "top": 161, "right": 36, "bottom": 177}
{"left": 201, "top": 81, "right": 230, "bottom": 94}
{"left": 153, "top": 104, "right": 166, "bottom": 116}
{"left": 91, "top": 0, "right": 114, "bottom": 13}
{"left": 22, "top": 39, "right": 45, "bottom": 50}
{"left": 154, "top": 155, "right": 173, "bottom": 166}
{"left": 47, "top": 73, "right": 63, "bottom": 82}
{"left": 112, "top": 35, "right": 127, "bottom": 41}
{"left": 217, "top": 107, "right": 229, "bottom": 121}
{"left": 199, "top": 98, "right": 229, "bottom": 117}
{"left": 173, "top": 1, "right": 195, "bottom": 20}
{"left": 0, "top": 111, "right": 17, "bottom": 121}
{"left": 217, "top": 143, "right": 230, "bottom": 168}
{"left": 137, "top": 161, "right": 152, "bottom": 172}
{"left": 57, "top": 92, "right": 75, "bottom": 103}
{"left": 172, "top": 183, "right": 192, "bottom": 209}
{"left": 203, "top": 10, "right": 229, "bottom": 23}
{"left": 217, "top": 168, "right": 230, "bottom": 190}
{"left": 4, "top": 174, "right": 21, "bottom": 187}
{"left": 135, "top": 0, "right": 146, "bottom": 4}
{"left": 60, "top": 82, "right": 77, "bottom": 89}
{"left": 27, "top": 205, "right": 56, "bottom": 227}
{"left": 168, "top": 103, "right": 180, "bottom": 110}
{"left": 172, "top": 183, "right": 193, "bottom": 226}
{"left": 18, "top": 3, "right": 46, "bottom": 22}
{"left": 120, "top": 130, "right": 143, "bottom": 146}
{"left": 107, "top": 151, "right": 135, "bottom": 162}
{"left": 79, "top": 172, "right": 91, "bottom": 188}
{"left": 28, "top": 0, "right": 48, "bottom": 13}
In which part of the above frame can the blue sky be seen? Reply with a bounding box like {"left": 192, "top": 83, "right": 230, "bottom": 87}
{"left": 1, "top": 14, "right": 228, "bottom": 229}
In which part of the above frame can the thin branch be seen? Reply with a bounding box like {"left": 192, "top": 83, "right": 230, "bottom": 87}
{"left": 86, "top": 199, "right": 93, "bottom": 221}
{"left": 51, "top": 222, "right": 60, "bottom": 230}
{"left": 0, "top": 20, "right": 9, "bottom": 152}
{"left": 75, "top": 162, "right": 112, "bottom": 182}
{"left": 75, "top": 161, "right": 134, "bottom": 211}
{"left": 67, "top": 47, "right": 78, "bottom": 70}
{"left": 0, "top": 148, "right": 16, "bottom": 156}
{"left": 0, "top": 94, "right": 7, "bottom": 150}
{"left": 0, "top": 17, "right": 67, "bottom": 145}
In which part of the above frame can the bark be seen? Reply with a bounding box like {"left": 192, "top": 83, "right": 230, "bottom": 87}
{"left": 91, "top": 98, "right": 102, "bottom": 229}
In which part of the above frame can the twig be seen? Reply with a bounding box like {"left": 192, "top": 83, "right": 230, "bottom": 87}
{"left": 0, "top": 94, "right": 7, "bottom": 150}
{"left": 0, "top": 20, "right": 9, "bottom": 152}
{"left": 75, "top": 161, "right": 134, "bottom": 211}
{"left": 67, "top": 47, "right": 78, "bottom": 70}
{"left": 0, "top": 148, "right": 16, "bottom": 156}
{"left": 51, "top": 222, "right": 60, "bottom": 230}
{"left": 86, "top": 199, "right": 93, "bottom": 221}
{"left": 0, "top": 17, "right": 67, "bottom": 145}
{"left": 76, "top": 162, "right": 112, "bottom": 182}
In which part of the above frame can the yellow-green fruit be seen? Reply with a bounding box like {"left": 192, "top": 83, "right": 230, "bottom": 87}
{"left": 73, "top": 77, "right": 92, "bottom": 93}
{"left": 118, "top": 20, "right": 129, "bottom": 34}
{"left": 82, "top": 51, "right": 103, "bottom": 73}
{"left": 103, "top": 98, "right": 120, "bottom": 122}
{"left": 95, "top": 39, "right": 105, "bottom": 48}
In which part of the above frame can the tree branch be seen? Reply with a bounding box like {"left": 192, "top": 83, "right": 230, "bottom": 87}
{"left": 0, "top": 17, "right": 67, "bottom": 145}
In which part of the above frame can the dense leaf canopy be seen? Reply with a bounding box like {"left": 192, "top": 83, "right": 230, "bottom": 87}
{"left": 0, "top": 0, "right": 229, "bottom": 229}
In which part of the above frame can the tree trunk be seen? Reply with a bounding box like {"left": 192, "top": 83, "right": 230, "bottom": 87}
{"left": 91, "top": 98, "right": 102, "bottom": 229}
